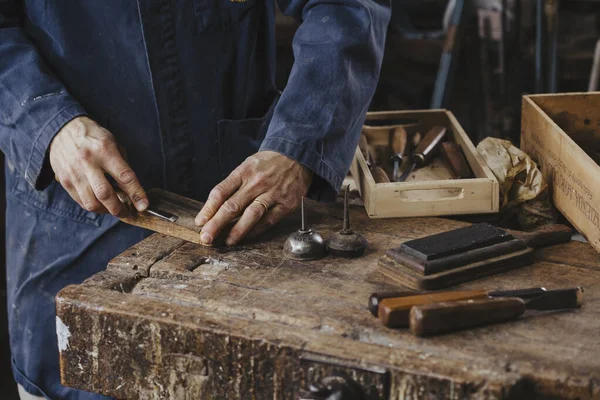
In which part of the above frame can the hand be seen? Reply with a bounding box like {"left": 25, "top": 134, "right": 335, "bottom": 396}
{"left": 195, "top": 151, "right": 313, "bottom": 246}
{"left": 49, "top": 116, "right": 148, "bottom": 216}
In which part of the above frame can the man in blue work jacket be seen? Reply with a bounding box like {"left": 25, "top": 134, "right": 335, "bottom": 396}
{"left": 1, "top": 0, "right": 389, "bottom": 398}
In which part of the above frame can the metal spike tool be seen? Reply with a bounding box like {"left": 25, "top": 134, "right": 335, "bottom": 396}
{"left": 326, "top": 185, "right": 368, "bottom": 258}
{"left": 283, "top": 197, "right": 326, "bottom": 261}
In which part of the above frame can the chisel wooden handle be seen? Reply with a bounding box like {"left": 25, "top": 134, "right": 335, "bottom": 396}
{"left": 371, "top": 167, "right": 390, "bottom": 183}
{"left": 358, "top": 135, "right": 372, "bottom": 166}
{"left": 368, "top": 291, "right": 416, "bottom": 316}
{"left": 441, "top": 141, "right": 473, "bottom": 179}
{"left": 413, "top": 126, "right": 447, "bottom": 168}
{"left": 378, "top": 289, "right": 488, "bottom": 328}
{"left": 412, "top": 132, "right": 422, "bottom": 147}
{"left": 410, "top": 297, "right": 526, "bottom": 337}
{"left": 511, "top": 224, "right": 572, "bottom": 249}
{"left": 390, "top": 127, "right": 409, "bottom": 160}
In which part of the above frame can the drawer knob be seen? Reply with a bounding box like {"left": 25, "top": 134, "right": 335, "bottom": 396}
{"left": 301, "top": 373, "right": 366, "bottom": 400}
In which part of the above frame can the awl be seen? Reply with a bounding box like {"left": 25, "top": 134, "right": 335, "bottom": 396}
{"left": 397, "top": 126, "right": 447, "bottom": 182}
{"left": 410, "top": 287, "right": 584, "bottom": 336}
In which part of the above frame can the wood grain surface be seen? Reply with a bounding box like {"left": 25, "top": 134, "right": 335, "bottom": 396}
{"left": 57, "top": 201, "right": 600, "bottom": 399}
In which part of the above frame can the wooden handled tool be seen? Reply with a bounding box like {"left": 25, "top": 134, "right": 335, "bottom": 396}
{"left": 368, "top": 291, "right": 416, "bottom": 316}
{"left": 409, "top": 287, "right": 583, "bottom": 336}
{"left": 358, "top": 135, "right": 374, "bottom": 167}
{"left": 378, "top": 289, "right": 489, "bottom": 327}
{"left": 359, "top": 134, "right": 390, "bottom": 183}
{"left": 378, "top": 287, "right": 547, "bottom": 328}
{"left": 397, "top": 126, "right": 447, "bottom": 182}
{"left": 117, "top": 188, "right": 232, "bottom": 246}
{"left": 440, "top": 141, "right": 473, "bottom": 179}
{"left": 389, "top": 127, "right": 409, "bottom": 182}
{"left": 369, "top": 286, "right": 547, "bottom": 318}
{"left": 378, "top": 223, "right": 572, "bottom": 291}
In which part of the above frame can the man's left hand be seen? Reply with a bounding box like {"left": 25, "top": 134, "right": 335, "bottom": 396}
{"left": 195, "top": 151, "right": 313, "bottom": 246}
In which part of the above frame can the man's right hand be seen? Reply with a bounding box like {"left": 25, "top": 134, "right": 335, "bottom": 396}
{"left": 49, "top": 116, "right": 149, "bottom": 217}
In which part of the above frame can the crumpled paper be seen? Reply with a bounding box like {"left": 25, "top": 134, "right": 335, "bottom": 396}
{"left": 477, "top": 138, "right": 557, "bottom": 230}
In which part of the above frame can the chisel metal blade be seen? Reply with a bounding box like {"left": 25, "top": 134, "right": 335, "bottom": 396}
{"left": 146, "top": 207, "right": 178, "bottom": 223}
{"left": 525, "top": 287, "right": 583, "bottom": 310}
{"left": 397, "top": 161, "right": 416, "bottom": 182}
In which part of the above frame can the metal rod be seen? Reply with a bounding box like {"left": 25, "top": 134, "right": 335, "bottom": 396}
{"left": 301, "top": 197, "right": 305, "bottom": 231}
{"left": 343, "top": 185, "right": 350, "bottom": 232}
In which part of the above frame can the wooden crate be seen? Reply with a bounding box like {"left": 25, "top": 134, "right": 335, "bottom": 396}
{"left": 349, "top": 110, "right": 499, "bottom": 218}
{"left": 521, "top": 92, "right": 600, "bottom": 253}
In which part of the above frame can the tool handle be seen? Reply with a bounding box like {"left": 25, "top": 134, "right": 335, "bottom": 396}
{"left": 412, "top": 132, "right": 422, "bottom": 147}
{"left": 368, "top": 291, "right": 417, "bottom": 317}
{"left": 413, "top": 126, "right": 447, "bottom": 167}
{"left": 358, "top": 135, "right": 372, "bottom": 165}
{"left": 389, "top": 127, "right": 409, "bottom": 159}
{"left": 371, "top": 167, "right": 390, "bottom": 183}
{"left": 440, "top": 141, "right": 473, "bottom": 179}
{"left": 378, "top": 289, "right": 487, "bottom": 328}
{"left": 511, "top": 224, "right": 572, "bottom": 249}
{"left": 410, "top": 297, "right": 526, "bottom": 337}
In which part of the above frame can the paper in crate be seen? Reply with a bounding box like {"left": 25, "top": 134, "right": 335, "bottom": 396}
{"left": 521, "top": 93, "right": 600, "bottom": 253}
{"left": 349, "top": 110, "right": 499, "bottom": 218}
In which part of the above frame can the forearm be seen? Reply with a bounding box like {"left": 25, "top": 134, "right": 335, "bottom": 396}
{"left": 0, "top": 8, "right": 86, "bottom": 189}
{"left": 262, "top": 0, "right": 390, "bottom": 200}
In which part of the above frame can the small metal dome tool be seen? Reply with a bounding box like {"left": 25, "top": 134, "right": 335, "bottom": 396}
{"left": 283, "top": 197, "right": 326, "bottom": 261}
{"left": 326, "top": 185, "right": 367, "bottom": 258}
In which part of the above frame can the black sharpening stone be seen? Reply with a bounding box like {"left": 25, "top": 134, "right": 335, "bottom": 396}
{"left": 400, "top": 223, "right": 513, "bottom": 262}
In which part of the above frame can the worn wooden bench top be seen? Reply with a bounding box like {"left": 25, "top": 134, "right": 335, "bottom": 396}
{"left": 56, "top": 201, "right": 600, "bottom": 399}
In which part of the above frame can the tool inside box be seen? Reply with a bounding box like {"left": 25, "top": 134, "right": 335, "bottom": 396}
{"left": 361, "top": 120, "right": 471, "bottom": 184}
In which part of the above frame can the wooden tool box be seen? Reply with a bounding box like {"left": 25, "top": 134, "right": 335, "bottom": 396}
{"left": 350, "top": 110, "right": 500, "bottom": 218}
{"left": 56, "top": 202, "right": 600, "bottom": 399}
{"left": 521, "top": 92, "right": 600, "bottom": 253}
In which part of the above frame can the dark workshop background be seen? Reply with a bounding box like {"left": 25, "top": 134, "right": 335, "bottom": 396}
{"left": 1, "top": 0, "right": 599, "bottom": 397}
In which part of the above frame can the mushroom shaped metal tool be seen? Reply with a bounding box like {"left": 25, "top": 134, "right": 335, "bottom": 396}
{"left": 283, "top": 197, "right": 326, "bottom": 261}
{"left": 326, "top": 185, "right": 367, "bottom": 258}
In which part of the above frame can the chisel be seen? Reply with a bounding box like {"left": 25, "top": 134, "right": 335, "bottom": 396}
{"left": 116, "top": 188, "right": 178, "bottom": 222}
{"left": 409, "top": 287, "right": 583, "bottom": 336}
{"left": 440, "top": 141, "right": 473, "bottom": 179}
{"left": 378, "top": 286, "right": 549, "bottom": 328}
{"left": 397, "top": 126, "right": 447, "bottom": 182}
{"left": 389, "top": 127, "right": 410, "bottom": 182}
{"left": 359, "top": 134, "right": 391, "bottom": 183}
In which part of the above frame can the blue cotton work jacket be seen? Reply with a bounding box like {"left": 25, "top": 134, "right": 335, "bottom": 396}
{"left": 0, "top": 0, "right": 389, "bottom": 398}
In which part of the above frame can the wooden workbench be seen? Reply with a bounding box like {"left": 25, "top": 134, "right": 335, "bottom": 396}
{"left": 56, "top": 201, "right": 600, "bottom": 399}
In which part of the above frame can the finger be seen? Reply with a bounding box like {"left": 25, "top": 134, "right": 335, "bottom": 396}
{"left": 195, "top": 171, "right": 243, "bottom": 227}
{"left": 225, "top": 195, "right": 273, "bottom": 246}
{"left": 55, "top": 172, "right": 84, "bottom": 208}
{"left": 103, "top": 151, "right": 148, "bottom": 212}
{"left": 199, "top": 188, "right": 255, "bottom": 245}
{"left": 246, "top": 204, "right": 287, "bottom": 239}
{"left": 76, "top": 181, "right": 110, "bottom": 214}
{"left": 85, "top": 169, "right": 125, "bottom": 216}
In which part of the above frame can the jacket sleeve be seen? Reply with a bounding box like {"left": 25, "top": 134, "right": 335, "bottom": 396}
{"left": 0, "top": 1, "right": 87, "bottom": 190}
{"left": 260, "top": 0, "right": 390, "bottom": 201}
